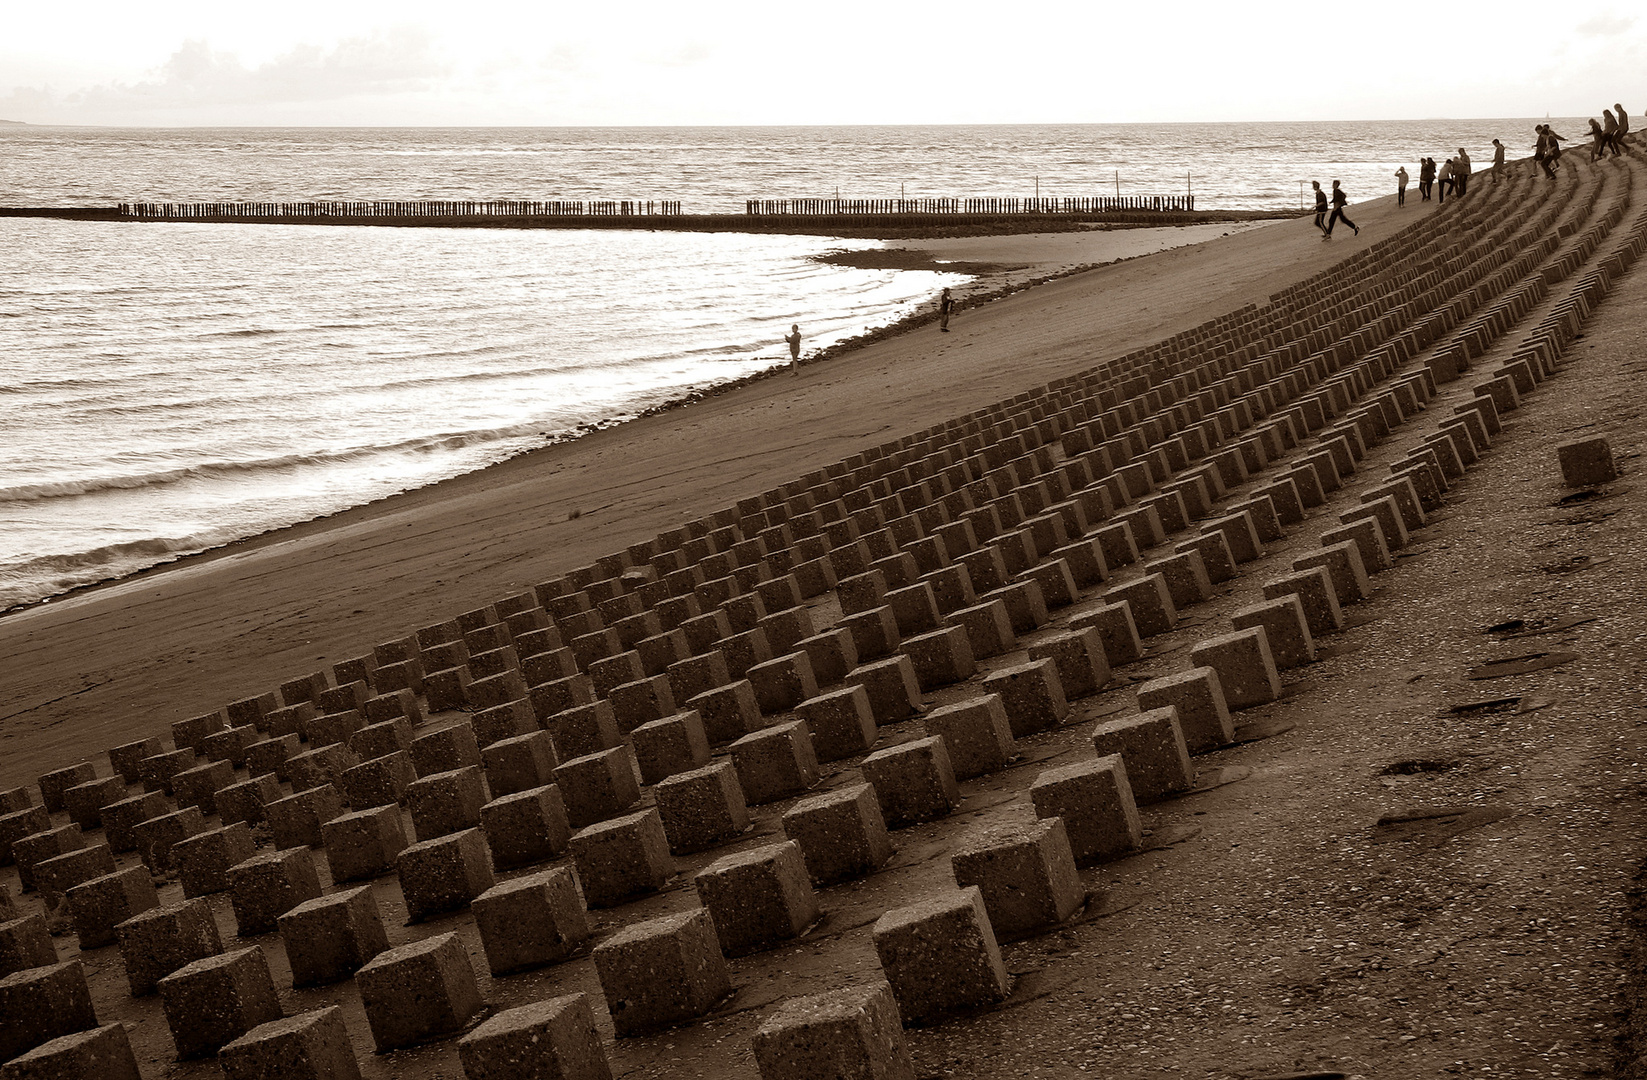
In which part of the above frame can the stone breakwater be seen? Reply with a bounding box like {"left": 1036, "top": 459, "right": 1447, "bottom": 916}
{"left": 1, "top": 134, "right": 1644, "bottom": 1078}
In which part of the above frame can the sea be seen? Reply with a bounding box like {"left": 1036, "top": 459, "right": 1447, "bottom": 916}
{"left": 0, "top": 119, "right": 1584, "bottom": 609}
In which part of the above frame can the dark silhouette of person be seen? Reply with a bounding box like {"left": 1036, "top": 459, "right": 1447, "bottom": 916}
{"left": 1590, "top": 118, "right": 1608, "bottom": 160}
{"left": 1491, "top": 139, "right": 1506, "bottom": 182}
{"left": 1455, "top": 148, "right": 1471, "bottom": 196}
{"left": 1324, "top": 180, "right": 1358, "bottom": 238}
{"left": 784, "top": 324, "right": 801, "bottom": 376}
{"left": 1437, "top": 158, "right": 1453, "bottom": 203}
{"left": 1311, "top": 181, "right": 1329, "bottom": 233}
{"left": 938, "top": 287, "right": 954, "bottom": 332}
{"left": 1617, "top": 104, "right": 1630, "bottom": 141}
{"left": 1534, "top": 126, "right": 1556, "bottom": 178}
{"left": 1395, "top": 166, "right": 1409, "bottom": 206}
{"left": 1419, "top": 157, "right": 1436, "bottom": 200}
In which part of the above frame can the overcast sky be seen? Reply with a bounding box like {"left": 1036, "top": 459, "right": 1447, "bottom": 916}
{"left": 2, "top": 0, "right": 1642, "bottom": 127}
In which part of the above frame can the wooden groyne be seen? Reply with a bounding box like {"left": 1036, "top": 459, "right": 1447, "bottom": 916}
{"left": 746, "top": 195, "right": 1196, "bottom": 215}
{"left": 117, "top": 199, "right": 683, "bottom": 219}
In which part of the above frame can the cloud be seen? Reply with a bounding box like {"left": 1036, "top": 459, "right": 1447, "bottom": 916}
{"left": 1576, "top": 11, "right": 1635, "bottom": 35}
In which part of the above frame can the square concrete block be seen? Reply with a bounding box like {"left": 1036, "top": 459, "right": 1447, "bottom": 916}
{"left": 1189, "top": 628, "right": 1282, "bottom": 710}
{"left": 1261, "top": 567, "right": 1344, "bottom": 637}
{"left": 1068, "top": 601, "right": 1145, "bottom": 667}
{"left": 687, "top": 680, "right": 763, "bottom": 745}
{"left": 695, "top": 841, "right": 819, "bottom": 957}
{"left": 12, "top": 825, "right": 83, "bottom": 893}
{"left": 608, "top": 675, "right": 677, "bottom": 734}
{"left": 0, "top": 805, "right": 49, "bottom": 865}
{"left": 99, "top": 791, "right": 170, "bottom": 854}
{"left": 592, "top": 908, "right": 731, "bottom": 1037}
{"left": 1174, "top": 530, "right": 1238, "bottom": 584}
{"left": 1319, "top": 518, "right": 1392, "bottom": 574}
{"left": 1142, "top": 549, "right": 1213, "bottom": 612}
{"left": 1341, "top": 495, "right": 1408, "bottom": 551}
{"left": 552, "top": 746, "right": 641, "bottom": 830}
{"left": 406, "top": 766, "right": 488, "bottom": 842}
{"left": 1027, "top": 627, "right": 1111, "bottom": 700}
{"left": 287, "top": 745, "right": 360, "bottom": 794}
{"left": 356, "top": 932, "right": 483, "bottom": 1052}
{"left": 321, "top": 805, "right": 408, "bottom": 884}
{"left": 796, "top": 685, "right": 878, "bottom": 763}
{"left": 653, "top": 763, "right": 749, "bottom": 856}
{"left": 304, "top": 710, "right": 364, "bottom": 752}
{"left": 246, "top": 734, "right": 301, "bottom": 782}
{"left": 35, "top": 844, "right": 117, "bottom": 911}
{"left": 950, "top": 817, "right": 1084, "bottom": 940}
{"left": 1091, "top": 708, "right": 1193, "bottom": 803}
{"left": 279, "top": 886, "right": 389, "bottom": 988}
{"left": 133, "top": 806, "right": 204, "bottom": 875}
{"left": 1558, "top": 436, "right": 1618, "bottom": 486}
{"left": 860, "top": 737, "right": 959, "bottom": 828}
{"left": 1029, "top": 756, "right": 1142, "bottom": 864}
{"left": 172, "top": 759, "right": 235, "bottom": 815}
{"left": 570, "top": 809, "right": 676, "bottom": 906}
{"left": 731, "top": 721, "right": 820, "bottom": 804}
{"left": 845, "top": 656, "right": 923, "bottom": 725}
{"left": 0, "top": 1022, "right": 142, "bottom": 1080}
{"left": 219, "top": 1006, "right": 363, "bottom": 1080}
{"left": 1135, "top": 666, "right": 1233, "bottom": 754}
{"left": 714, "top": 628, "right": 773, "bottom": 681}
{"left": 108, "top": 738, "right": 164, "bottom": 785}
{"left": 175, "top": 822, "right": 255, "bottom": 899}
{"left": 339, "top": 752, "right": 417, "bottom": 812}
{"left": 268, "top": 785, "right": 346, "bottom": 850}
{"left": 839, "top": 606, "right": 901, "bottom": 662}
{"left": 901, "top": 625, "right": 977, "bottom": 692}
{"left": 262, "top": 704, "right": 315, "bottom": 742}
{"left": 922, "top": 695, "right": 1017, "bottom": 779}
{"left": 410, "top": 725, "right": 483, "bottom": 779}
{"left": 751, "top": 980, "right": 914, "bottom": 1080}
{"left": 470, "top": 699, "right": 536, "bottom": 749}
{"left": 883, "top": 583, "right": 939, "bottom": 637}
{"left": 466, "top": 669, "right": 528, "bottom": 714}
{"left": 1232, "top": 594, "right": 1316, "bottom": 669}
{"left": 481, "top": 730, "right": 560, "bottom": 798}
{"left": 636, "top": 628, "right": 690, "bottom": 677}
{"left": 980, "top": 659, "right": 1068, "bottom": 738}
{"left": 1091, "top": 521, "right": 1140, "bottom": 570}
{"left": 397, "top": 828, "right": 495, "bottom": 922}
{"left": 67, "top": 867, "right": 159, "bottom": 949}
{"left": 480, "top": 784, "right": 571, "bottom": 870}
{"left": 0, "top": 914, "right": 56, "bottom": 974}
{"left": 944, "top": 598, "right": 1017, "bottom": 661}
{"left": 229, "top": 847, "right": 324, "bottom": 937}
{"left": 759, "top": 607, "right": 815, "bottom": 655}
{"left": 797, "top": 628, "right": 859, "bottom": 687}
{"left": 872, "top": 887, "right": 1009, "bottom": 1026}
{"left": 62, "top": 775, "right": 125, "bottom": 830}
{"left": 1102, "top": 575, "right": 1177, "bottom": 638}
{"left": 979, "top": 579, "right": 1049, "bottom": 634}
{"left": 217, "top": 775, "right": 282, "bottom": 827}
{"left": 1293, "top": 540, "right": 1370, "bottom": 606}
{"left": 529, "top": 673, "right": 596, "bottom": 728}
{"left": 666, "top": 650, "right": 732, "bottom": 711}
{"left": 116, "top": 897, "right": 223, "bottom": 997}
{"left": 158, "top": 945, "right": 283, "bottom": 1059}
{"left": 0, "top": 960, "right": 98, "bottom": 1063}
{"left": 780, "top": 783, "right": 892, "bottom": 888}
{"left": 37, "top": 763, "right": 96, "bottom": 815}
{"left": 747, "top": 652, "right": 820, "bottom": 715}
{"left": 458, "top": 994, "right": 611, "bottom": 1080}
{"left": 473, "top": 867, "right": 591, "bottom": 976}
{"left": 145, "top": 751, "right": 203, "bottom": 799}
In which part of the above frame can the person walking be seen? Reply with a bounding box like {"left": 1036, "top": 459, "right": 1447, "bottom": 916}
{"left": 1602, "top": 110, "right": 1621, "bottom": 156}
{"left": 1311, "top": 180, "right": 1329, "bottom": 233}
{"left": 1589, "top": 117, "right": 1609, "bottom": 161}
{"left": 1616, "top": 104, "right": 1631, "bottom": 148}
{"left": 1324, "top": 180, "right": 1358, "bottom": 238}
{"left": 1437, "top": 157, "right": 1453, "bottom": 203}
{"left": 784, "top": 323, "right": 802, "bottom": 376}
{"left": 1455, "top": 148, "right": 1472, "bottom": 196}
{"left": 1534, "top": 126, "right": 1556, "bottom": 178}
{"left": 1395, "top": 165, "right": 1409, "bottom": 206}
{"left": 1419, "top": 157, "right": 1436, "bottom": 200}
{"left": 1491, "top": 139, "right": 1507, "bottom": 182}
{"left": 1547, "top": 125, "right": 1567, "bottom": 170}
{"left": 938, "top": 287, "right": 954, "bottom": 332}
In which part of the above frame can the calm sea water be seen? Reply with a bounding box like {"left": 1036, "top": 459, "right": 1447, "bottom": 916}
{"left": 0, "top": 120, "right": 1580, "bottom": 608}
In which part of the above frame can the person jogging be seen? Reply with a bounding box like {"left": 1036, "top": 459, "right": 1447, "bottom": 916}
{"left": 1323, "top": 180, "right": 1359, "bottom": 239}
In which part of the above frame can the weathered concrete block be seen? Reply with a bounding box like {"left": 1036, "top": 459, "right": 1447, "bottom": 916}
{"left": 219, "top": 1006, "right": 363, "bottom": 1080}
{"left": 174, "top": 822, "right": 255, "bottom": 899}
{"left": 100, "top": 791, "right": 169, "bottom": 854}
{"left": 228, "top": 847, "right": 323, "bottom": 937}
{"left": 1174, "top": 530, "right": 1238, "bottom": 584}
{"left": 1319, "top": 517, "right": 1392, "bottom": 574}
{"left": 286, "top": 745, "right": 359, "bottom": 796}
{"left": 1341, "top": 494, "right": 1408, "bottom": 552}
{"left": 405, "top": 766, "right": 488, "bottom": 842}
{"left": 171, "top": 758, "right": 235, "bottom": 815}
{"left": 922, "top": 695, "right": 1017, "bottom": 779}
{"left": 1293, "top": 539, "right": 1370, "bottom": 606}
{"left": 1090, "top": 708, "right": 1193, "bottom": 803}
{"left": 171, "top": 712, "right": 227, "bottom": 755}
{"left": 12, "top": 824, "right": 83, "bottom": 893}
{"left": 729, "top": 721, "right": 819, "bottom": 804}
{"left": 797, "top": 628, "right": 858, "bottom": 687}
{"left": 980, "top": 659, "right": 1068, "bottom": 738}
{"left": 552, "top": 746, "right": 641, "bottom": 830}
{"left": 1231, "top": 594, "right": 1316, "bottom": 669}
{"left": 338, "top": 751, "right": 416, "bottom": 812}
{"left": 246, "top": 734, "right": 301, "bottom": 782}
{"left": 1101, "top": 575, "right": 1177, "bottom": 638}
{"left": 666, "top": 650, "right": 732, "bottom": 711}
{"left": 473, "top": 867, "right": 591, "bottom": 976}
{"left": 480, "top": 784, "right": 571, "bottom": 870}
{"left": 978, "top": 579, "right": 1049, "bottom": 634}
{"left": 409, "top": 724, "right": 482, "bottom": 779}
{"left": 1068, "top": 601, "right": 1145, "bottom": 667}
{"left": 62, "top": 775, "right": 125, "bottom": 831}
{"left": 1143, "top": 549, "right": 1213, "bottom": 612}
{"left": 747, "top": 651, "right": 820, "bottom": 715}
{"left": 481, "top": 730, "right": 559, "bottom": 798}
{"left": 570, "top": 809, "right": 676, "bottom": 905}
{"left": 397, "top": 828, "right": 495, "bottom": 922}
{"left": 1135, "top": 666, "right": 1233, "bottom": 754}
{"left": 839, "top": 606, "right": 902, "bottom": 663}
{"left": 608, "top": 675, "right": 677, "bottom": 734}
{"left": 944, "top": 598, "right": 1017, "bottom": 660}
{"left": 1557, "top": 436, "right": 1618, "bottom": 486}
{"left": 860, "top": 737, "right": 959, "bottom": 828}
{"left": 795, "top": 685, "right": 877, "bottom": 762}
{"left": 687, "top": 680, "right": 763, "bottom": 745}
{"left": 1261, "top": 566, "right": 1344, "bottom": 637}
{"left": 715, "top": 627, "right": 774, "bottom": 682}
{"left": 845, "top": 656, "right": 923, "bottom": 725}
{"left": 780, "top": 783, "right": 892, "bottom": 888}
{"left": 0, "top": 914, "right": 56, "bottom": 974}
{"left": 0, "top": 960, "right": 98, "bottom": 1063}
{"left": 466, "top": 669, "right": 529, "bottom": 714}
{"left": 0, "top": 1022, "right": 142, "bottom": 1080}
{"left": 108, "top": 738, "right": 165, "bottom": 786}
{"left": 1189, "top": 628, "right": 1282, "bottom": 710}
{"left": 900, "top": 625, "right": 976, "bottom": 691}
{"left": 654, "top": 763, "right": 749, "bottom": 856}
{"left": 34, "top": 843, "right": 118, "bottom": 911}
{"left": 279, "top": 886, "right": 388, "bottom": 988}
{"left": 751, "top": 981, "right": 914, "bottom": 1080}
{"left": 356, "top": 932, "right": 483, "bottom": 1052}
{"left": 1027, "top": 627, "right": 1111, "bottom": 700}
{"left": 424, "top": 665, "right": 472, "bottom": 713}
{"left": 158, "top": 945, "right": 283, "bottom": 1059}
{"left": 695, "top": 841, "right": 819, "bottom": 957}
{"left": 872, "top": 887, "right": 1009, "bottom": 1026}
{"left": 1091, "top": 520, "right": 1140, "bottom": 570}
{"left": 217, "top": 774, "right": 283, "bottom": 826}
{"left": 950, "top": 817, "right": 1084, "bottom": 940}
{"left": 133, "top": 806, "right": 204, "bottom": 875}
{"left": 545, "top": 699, "right": 621, "bottom": 762}
{"left": 1029, "top": 755, "right": 1141, "bottom": 863}
{"left": 458, "top": 995, "right": 612, "bottom": 1080}
{"left": 115, "top": 897, "right": 223, "bottom": 997}
{"left": 592, "top": 908, "right": 731, "bottom": 1037}
{"left": 320, "top": 804, "right": 408, "bottom": 884}
{"left": 470, "top": 699, "right": 536, "bottom": 749}
{"left": 0, "top": 805, "right": 48, "bottom": 868}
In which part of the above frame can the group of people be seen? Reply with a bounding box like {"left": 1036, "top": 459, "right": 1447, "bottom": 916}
{"left": 1402, "top": 142, "right": 1506, "bottom": 205}
{"left": 1310, "top": 179, "right": 1360, "bottom": 239}
{"left": 1584, "top": 104, "right": 1632, "bottom": 162}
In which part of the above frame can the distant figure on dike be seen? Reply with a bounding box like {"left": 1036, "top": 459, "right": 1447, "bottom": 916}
{"left": 784, "top": 324, "right": 802, "bottom": 376}
{"left": 1617, "top": 104, "right": 1631, "bottom": 144}
{"left": 1455, "top": 148, "right": 1471, "bottom": 196}
{"left": 1323, "top": 180, "right": 1358, "bottom": 239}
{"left": 1589, "top": 117, "right": 1609, "bottom": 161}
{"left": 1491, "top": 139, "right": 1507, "bottom": 182}
{"left": 1419, "top": 157, "right": 1436, "bottom": 201}
{"left": 1534, "top": 126, "right": 1556, "bottom": 178}
{"left": 1602, "top": 110, "right": 1621, "bottom": 157}
{"left": 1437, "top": 158, "right": 1453, "bottom": 203}
{"left": 1395, "top": 165, "right": 1409, "bottom": 206}
{"left": 1311, "top": 181, "right": 1329, "bottom": 233}
{"left": 938, "top": 287, "right": 954, "bottom": 332}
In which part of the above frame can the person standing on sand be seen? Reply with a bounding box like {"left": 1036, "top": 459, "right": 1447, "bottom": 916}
{"left": 1455, "top": 148, "right": 1471, "bottom": 197}
{"left": 784, "top": 324, "right": 802, "bottom": 376}
{"left": 1419, "top": 157, "right": 1436, "bottom": 200}
{"left": 1311, "top": 181, "right": 1329, "bottom": 233}
{"left": 1491, "top": 139, "right": 1506, "bottom": 182}
{"left": 1395, "top": 165, "right": 1409, "bottom": 206}
{"left": 1323, "top": 180, "right": 1358, "bottom": 239}
{"left": 938, "top": 287, "right": 954, "bottom": 332}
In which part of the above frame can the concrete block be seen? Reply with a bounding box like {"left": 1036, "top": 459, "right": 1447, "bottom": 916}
{"left": 1189, "top": 628, "right": 1282, "bottom": 710}
{"left": 108, "top": 738, "right": 164, "bottom": 785}
{"left": 115, "top": 897, "right": 223, "bottom": 996}
{"left": 715, "top": 628, "right": 773, "bottom": 681}
{"left": 424, "top": 667, "right": 472, "bottom": 713}
{"left": 1341, "top": 495, "right": 1408, "bottom": 551}
{"left": 795, "top": 686, "right": 878, "bottom": 763}
{"left": 688, "top": 680, "right": 764, "bottom": 745}
{"left": 405, "top": 765, "right": 488, "bottom": 842}
{"left": 730, "top": 721, "right": 819, "bottom": 804}
{"left": 943, "top": 599, "right": 1017, "bottom": 661}
{"left": 171, "top": 713, "right": 226, "bottom": 754}
{"left": 546, "top": 699, "right": 621, "bottom": 761}
{"left": 467, "top": 669, "right": 529, "bottom": 714}
{"left": 980, "top": 659, "right": 1068, "bottom": 738}
{"left": 780, "top": 783, "right": 892, "bottom": 887}
{"left": 1231, "top": 593, "right": 1315, "bottom": 669}
{"left": 0, "top": 806, "right": 48, "bottom": 867}
{"left": 1293, "top": 540, "right": 1371, "bottom": 605}
{"left": 1142, "top": 550, "right": 1213, "bottom": 611}
{"left": 279, "top": 886, "right": 388, "bottom": 987}
{"left": 174, "top": 823, "right": 254, "bottom": 899}
{"left": 356, "top": 932, "right": 483, "bottom": 1051}
{"left": 950, "top": 817, "right": 1084, "bottom": 939}
{"left": 667, "top": 650, "right": 731, "bottom": 707}
{"left": 339, "top": 751, "right": 416, "bottom": 812}
{"left": 11, "top": 824, "right": 82, "bottom": 895}
{"left": 217, "top": 775, "right": 282, "bottom": 826}
{"left": 570, "top": 809, "right": 676, "bottom": 904}
{"left": 1090, "top": 708, "right": 1193, "bottom": 803}
{"left": 101, "top": 791, "right": 169, "bottom": 854}
{"left": 0, "top": 960, "right": 98, "bottom": 1063}
{"left": 396, "top": 828, "right": 496, "bottom": 922}
{"left": 1027, "top": 627, "right": 1111, "bottom": 700}
{"left": 410, "top": 724, "right": 483, "bottom": 778}
{"left": 320, "top": 804, "right": 408, "bottom": 884}
{"left": 1261, "top": 567, "right": 1344, "bottom": 637}
{"left": 470, "top": 699, "right": 536, "bottom": 749}
{"left": 846, "top": 656, "right": 923, "bottom": 725}
{"left": 133, "top": 806, "right": 205, "bottom": 875}
{"left": 839, "top": 606, "right": 901, "bottom": 662}
{"left": 922, "top": 695, "right": 1016, "bottom": 779}
{"left": 797, "top": 629, "right": 858, "bottom": 687}
{"left": 66, "top": 866, "right": 160, "bottom": 951}
{"left": 1174, "top": 530, "right": 1238, "bottom": 584}
{"left": 228, "top": 847, "right": 323, "bottom": 937}
{"left": 750, "top": 981, "right": 914, "bottom": 1080}
{"left": 1319, "top": 517, "right": 1392, "bottom": 574}
{"left": 1092, "top": 521, "right": 1140, "bottom": 569}
{"left": 978, "top": 579, "right": 1049, "bottom": 634}
{"left": 480, "top": 784, "right": 571, "bottom": 870}
{"left": 219, "top": 1007, "right": 363, "bottom": 1080}
{"left": 482, "top": 730, "right": 559, "bottom": 797}
{"left": 608, "top": 675, "right": 677, "bottom": 733}
{"left": 34, "top": 844, "right": 117, "bottom": 909}
{"left": 0, "top": 915, "right": 56, "bottom": 975}
{"left": 901, "top": 625, "right": 976, "bottom": 691}
{"left": 171, "top": 759, "right": 235, "bottom": 815}
{"left": 592, "top": 909, "right": 731, "bottom": 1036}
{"left": 1029, "top": 756, "right": 1141, "bottom": 863}
{"left": 458, "top": 995, "right": 612, "bottom": 1080}
{"left": 246, "top": 734, "right": 300, "bottom": 782}
{"left": 872, "top": 887, "right": 1009, "bottom": 1026}
{"left": 0, "top": 1022, "right": 142, "bottom": 1080}
{"left": 473, "top": 867, "right": 590, "bottom": 976}
{"left": 157, "top": 945, "right": 283, "bottom": 1059}
{"left": 860, "top": 737, "right": 959, "bottom": 828}
{"left": 1135, "top": 667, "right": 1233, "bottom": 754}
{"left": 552, "top": 747, "right": 641, "bottom": 830}
{"left": 62, "top": 776, "right": 125, "bottom": 830}
{"left": 695, "top": 841, "right": 819, "bottom": 957}
{"left": 747, "top": 651, "right": 820, "bottom": 715}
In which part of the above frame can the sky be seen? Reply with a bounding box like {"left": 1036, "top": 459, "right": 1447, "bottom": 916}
{"left": 2, "top": 0, "right": 1643, "bottom": 127}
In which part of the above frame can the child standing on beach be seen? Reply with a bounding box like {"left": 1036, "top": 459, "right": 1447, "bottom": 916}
{"left": 1395, "top": 166, "right": 1409, "bottom": 206}
{"left": 784, "top": 324, "right": 802, "bottom": 376}
{"left": 1311, "top": 181, "right": 1329, "bottom": 233}
{"left": 1324, "top": 180, "right": 1359, "bottom": 238}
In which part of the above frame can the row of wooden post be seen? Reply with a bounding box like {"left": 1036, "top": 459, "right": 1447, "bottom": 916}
{"left": 116, "top": 200, "right": 685, "bottom": 219}
{"left": 743, "top": 195, "right": 1197, "bottom": 215}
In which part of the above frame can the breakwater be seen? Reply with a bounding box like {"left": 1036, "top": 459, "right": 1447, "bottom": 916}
{"left": 746, "top": 195, "right": 1196, "bottom": 214}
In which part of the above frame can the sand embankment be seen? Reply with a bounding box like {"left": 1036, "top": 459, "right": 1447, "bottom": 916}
{"left": 0, "top": 196, "right": 1404, "bottom": 789}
